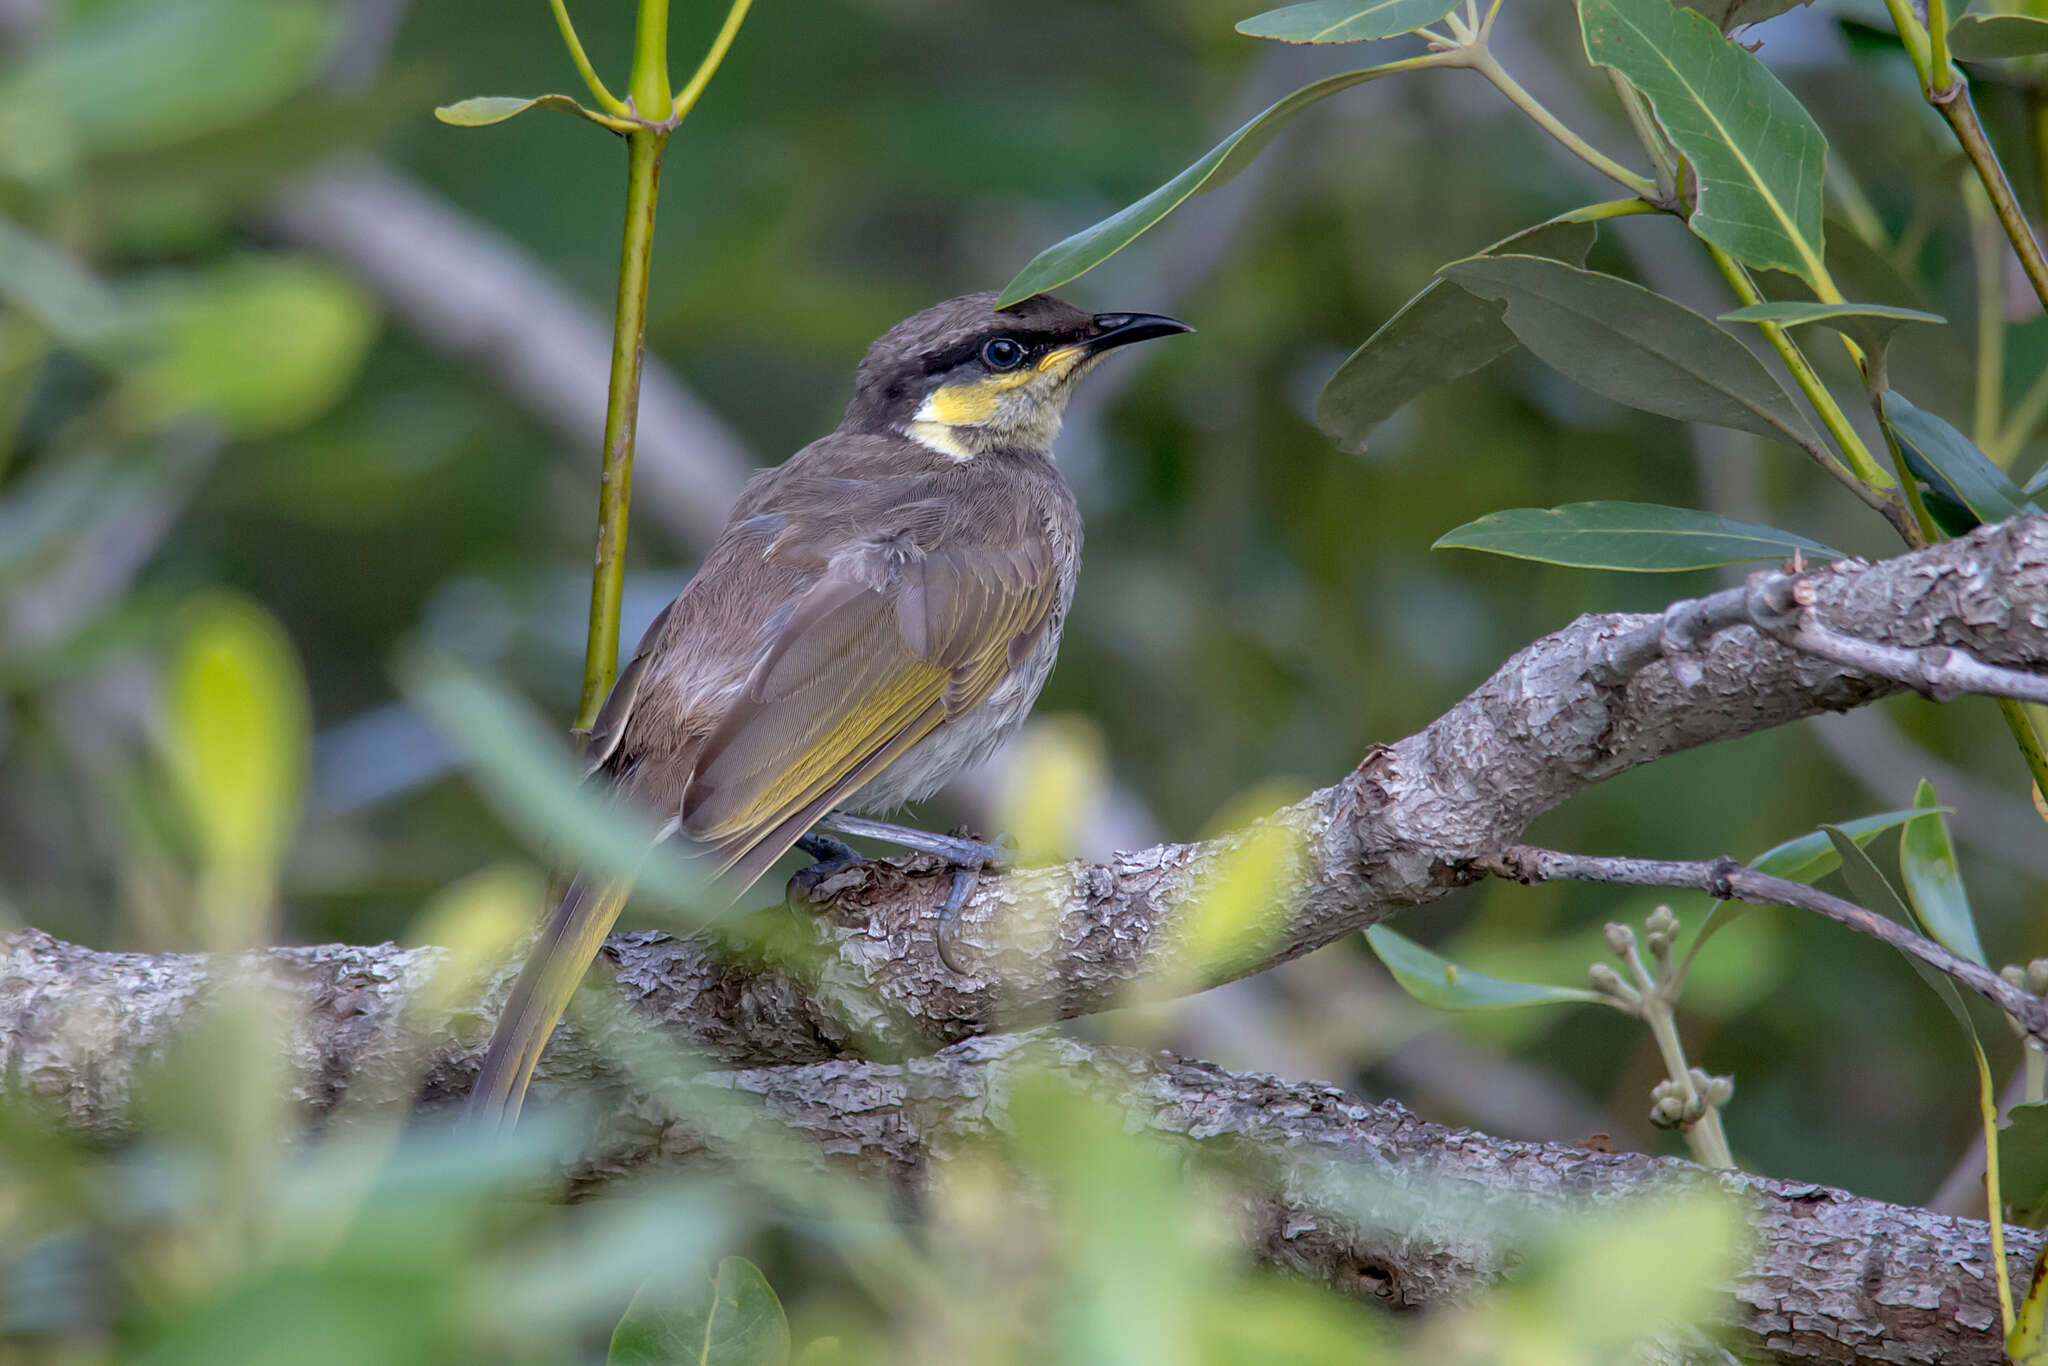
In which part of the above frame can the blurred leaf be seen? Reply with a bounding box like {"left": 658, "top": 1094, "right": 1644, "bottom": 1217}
{"left": 163, "top": 594, "right": 309, "bottom": 939}
{"left": 0, "top": 0, "right": 329, "bottom": 180}
{"left": 1689, "top": 807, "right": 1928, "bottom": 956}
{"left": 1719, "top": 300, "right": 1945, "bottom": 363}
{"left": 127, "top": 257, "right": 379, "bottom": 438}
{"left": 2014, "top": 1241, "right": 2048, "bottom": 1363}
{"left": 1235, "top": 0, "right": 1460, "bottom": 43}
{"left": 2001, "top": 1104, "right": 2048, "bottom": 1229}
{"left": 1433, "top": 501, "right": 1842, "bottom": 570}
{"left": 1316, "top": 216, "right": 1597, "bottom": 452}
{"left": 610, "top": 1256, "right": 790, "bottom": 1366}
{"left": 398, "top": 652, "right": 708, "bottom": 913}
{"left": 1901, "top": 780, "right": 1986, "bottom": 968}
{"left": 1365, "top": 924, "right": 1607, "bottom": 1010}
{"left": 997, "top": 60, "right": 1422, "bottom": 306}
{"left": 1581, "top": 0, "right": 1830, "bottom": 291}
{"left": 1178, "top": 807, "right": 1307, "bottom": 984}
{"left": 993, "top": 714, "right": 1107, "bottom": 863}
{"left": 1950, "top": 14, "right": 2048, "bottom": 60}
{"left": 1881, "top": 390, "right": 2037, "bottom": 536}
{"left": 435, "top": 95, "right": 624, "bottom": 131}
{"left": 1440, "top": 255, "right": 1819, "bottom": 446}
{"left": 1675, "top": 0, "right": 1814, "bottom": 34}
{"left": 0, "top": 217, "right": 140, "bottom": 363}
{"left": 2026, "top": 460, "right": 2048, "bottom": 497}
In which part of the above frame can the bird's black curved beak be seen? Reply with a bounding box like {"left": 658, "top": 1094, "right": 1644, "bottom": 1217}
{"left": 1085, "top": 312, "right": 1195, "bottom": 353}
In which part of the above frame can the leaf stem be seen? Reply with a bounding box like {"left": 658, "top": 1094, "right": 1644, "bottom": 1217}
{"left": 1880, "top": 0, "right": 1936, "bottom": 89}
{"left": 1606, "top": 69, "right": 1678, "bottom": 206}
{"left": 1464, "top": 47, "right": 1659, "bottom": 200}
{"left": 1705, "top": 245, "right": 1896, "bottom": 503}
{"left": 549, "top": 0, "right": 631, "bottom": 117}
{"left": 1928, "top": 0, "right": 1954, "bottom": 95}
{"left": 575, "top": 127, "right": 669, "bottom": 737}
{"left": 1996, "top": 698, "right": 2048, "bottom": 813}
{"left": 1936, "top": 80, "right": 2048, "bottom": 319}
{"left": 629, "top": 0, "right": 673, "bottom": 115}
{"left": 1977, "top": 1036, "right": 2018, "bottom": 1335}
{"left": 672, "top": 0, "right": 755, "bottom": 121}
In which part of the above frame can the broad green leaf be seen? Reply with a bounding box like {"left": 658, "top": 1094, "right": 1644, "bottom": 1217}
{"left": 1719, "top": 300, "right": 1945, "bottom": 363}
{"left": 126, "top": 257, "right": 379, "bottom": 438}
{"left": 610, "top": 1256, "right": 790, "bottom": 1366}
{"left": 2000, "top": 1104, "right": 2048, "bottom": 1229}
{"left": 1950, "top": 13, "right": 2048, "bottom": 60}
{"left": 435, "top": 95, "right": 623, "bottom": 131}
{"left": 1316, "top": 216, "right": 1597, "bottom": 452}
{"left": 1881, "top": 390, "right": 2038, "bottom": 535}
{"left": 0, "top": 0, "right": 327, "bottom": 179}
{"left": 997, "top": 61, "right": 1419, "bottom": 306}
{"left": 1364, "top": 924, "right": 1606, "bottom": 1011}
{"left": 1689, "top": 807, "right": 1927, "bottom": 956}
{"left": 1581, "top": 0, "right": 1830, "bottom": 290}
{"left": 1439, "top": 255, "right": 1819, "bottom": 447}
{"left": 1901, "top": 780, "right": 1987, "bottom": 968}
{"left": 1236, "top": 0, "right": 1460, "bottom": 43}
{"left": 1432, "top": 501, "right": 1842, "bottom": 571}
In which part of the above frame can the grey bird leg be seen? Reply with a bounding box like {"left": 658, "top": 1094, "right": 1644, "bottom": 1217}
{"left": 786, "top": 832, "right": 867, "bottom": 905}
{"left": 810, "top": 812, "right": 1013, "bottom": 973}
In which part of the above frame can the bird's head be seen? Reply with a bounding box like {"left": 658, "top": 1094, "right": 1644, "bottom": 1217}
{"left": 843, "top": 290, "right": 1191, "bottom": 460}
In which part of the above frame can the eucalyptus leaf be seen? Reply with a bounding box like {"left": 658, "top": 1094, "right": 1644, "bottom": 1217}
{"left": 1949, "top": 13, "right": 2048, "bottom": 61}
{"left": 610, "top": 1256, "right": 790, "bottom": 1366}
{"left": 1824, "top": 826, "right": 1983, "bottom": 1036}
{"left": 1364, "top": 924, "right": 1606, "bottom": 1011}
{"left": 1675, "top": 0, "right": 1815, "bottom": 35}
{"left": 997, "top": 61, "right": 1418, "bottom": 306}
{"left": 1901, "top": 780, "right": 1987, "bottom": 968}
{"left": 2001, "top": 1103, "right": 2048, "bottom": 1230}
{"left": 1719, "top": 300, "right": 1945, "bottom": 363}
{"left": 2025, "top": 460, "right": 2048, "bottom": 498}
{"left": 1581, "top": 0, "right": 1830, "bottom": 291}
{"left": 1316, "top": 216, "right": 1597, "bottom": 452}
{"left": 435, "top": 94, "right": 622, "bottom": 130}
{"left": 1690, "top": 807, "right": 1927, "bottom": 956}
{"left": 1432, "top": 501, "right": 1842, "bottom": 571}
{"left": 1881, "top": 390, "right": 2037, "bottom": 535}
{"left": 1236, "top": 0, "right": 1461, "bottom": 43}
{"left": 1440, "top": 255, "right": 1820, "bottom": 447}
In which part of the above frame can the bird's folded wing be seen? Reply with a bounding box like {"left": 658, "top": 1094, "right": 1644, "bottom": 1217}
{"left": 679, "top": 536, "right": 1057, "bottom": 889}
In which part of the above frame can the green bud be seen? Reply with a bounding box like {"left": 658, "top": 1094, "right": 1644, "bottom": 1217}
{"left": 2005, "top": 964, "right": 2029, "bottom": 991}
{"left": 1645, "top": 905, "right": 1681, "bottom": 939}
{"left": 1588, "top": 963, "right": 1637, "bottom": 1003}
{"left": 1604, "top": 921, "right": 1638, "bottom": 959}
{"left": 1704, "top": 1074, "right": 1734, "bottom": 1107}
{"left": 2029, "top": 959, "right": 2048, "bottom": 997}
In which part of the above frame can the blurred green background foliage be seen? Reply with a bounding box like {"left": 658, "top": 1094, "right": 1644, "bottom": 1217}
{"left": 3, "top": 0, "right": 2047, "bottom": 1354}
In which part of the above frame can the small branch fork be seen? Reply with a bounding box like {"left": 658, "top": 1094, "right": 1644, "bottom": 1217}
{"left": 1593, "top": 556, "right": 2048, "bottom": 705}
{"left": 1477, "top": 845, "right": 2048, "bottom": 1043}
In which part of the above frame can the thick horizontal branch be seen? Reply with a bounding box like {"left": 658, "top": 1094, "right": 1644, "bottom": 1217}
{"left": 559, "top": 1034, "right": 2033, "bottom": 1366}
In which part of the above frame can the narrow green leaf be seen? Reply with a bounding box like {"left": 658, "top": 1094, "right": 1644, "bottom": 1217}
{"left": 1949, "top": 13, "right": 2048, "bottom": 61}
{"left": 2002, "top": 1103, "right": 2048, "bottom": 1230}
{"left": 1881, "top": 390, "right": 2038, "bottom": 535}
{"left": 1824, "top": 826, "right": 1992, "bottom": 1046}
{"left": 610, "top": 1256, "right": 791, "bottom": 1366}
{"left": 1364, "top": 924, "right": 1606, "bottom": 1011}
{"left": 2024, "top": 460, "right": 2048, "bottom": 498}
{"left": 997, "top": 61, "right": 1422, "bottom": 306}
{"left": 1719, "top": 300, "right": 1945, "bottom": 363}
{"left": 1432, "top": 501, "right": 1842, "bottom": 571}
{"left": 435, "top": 94, "right": 621, "bottom": 130}
{"left": 0, "top": 217, "right": 141, "bottom": 364}
{"left": 1581, "top": 0, "right": 1830, "bottom": 290}
{"left": 1316, "top": 217, "right": 1597, "bottom": 452}
{"left": 1690, "top": 807, "right": 1928, "bottom": 956}
{"left": 1440, "top": 255, "right": 1820, "bottom": 447}
{"left": 1236, "top": 0, "right": 1460, "bottom": 43}
{"left": 1901, "top": 780, "right": 1987, "bottom": 968}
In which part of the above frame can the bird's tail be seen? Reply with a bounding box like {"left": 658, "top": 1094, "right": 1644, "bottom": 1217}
{"left": 465, "top": 875, "right": 634, "bottom": 1130}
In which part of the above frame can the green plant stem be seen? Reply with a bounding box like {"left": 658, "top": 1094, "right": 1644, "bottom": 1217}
{"left": 1875, "top": 409, "right": 1940, "bottom": 546}
{"left": 1968, "top": 179, "right": 2005, "bottom": 453}
{"left": 1639, "top": 990, "right": 1735, "bottom": 1168}
{"left": 629, "top": 0, "right": 672, "bottom": 115}
{"left": 574, "top": 127, "right": 668, "bottom": 737}
{"left": 1464, "top": 48, "right": 1659, "bottom": 200}
{"left": 549, "top": 0, "right": 630, "bottom": 117}
{"left": 1607, "top": 68, "right": 1678, "bottom": 205}
{"left": 1705, "top": 245, "right": 1897, "bottom": 505}
{"left": 672, "top": 0, "right": 755, "bottom": 120}
{"left": 1996, "top": 698, "right": 2048, "bottom": 810}
{"left": 1881, "top": 0, "right": 1935, "bottom": 88}
{"left": 1936, "top": 81, "right": 2048, "bottom": 319}
{"left": 1928, "top": 0, "right": 1953, "bottom": 94}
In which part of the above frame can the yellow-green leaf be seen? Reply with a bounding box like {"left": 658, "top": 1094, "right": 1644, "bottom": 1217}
{"left": 434, "top": 94, "right": 625, "bottom": 131}
{"left": 1236, "top": 0, "right": 1460, "bottom": 44}
{"left": 609, "top": 1256, "right": 790, "bottom": 1366}
{"left": 1365, "top": 924, "right": 1607, "bottom": 1011}
{"left": 1900, "top": 780, "right": 1987, "bottom": 968}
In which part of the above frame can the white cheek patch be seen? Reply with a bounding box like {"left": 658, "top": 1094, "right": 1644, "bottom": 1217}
{"left": 906, "top": 419, "right": 976, "bottom": 461}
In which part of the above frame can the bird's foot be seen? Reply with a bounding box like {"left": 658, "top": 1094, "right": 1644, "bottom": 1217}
{"left": 810, "top": 813, "right": 1014, "bottom": 973}
{"left": 786, "top": 832, "right": 870, "bottom": 907}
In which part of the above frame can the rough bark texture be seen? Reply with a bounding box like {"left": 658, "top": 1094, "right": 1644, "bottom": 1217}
{"left": 5, "top": 516, "right": 2047, "bottom": 1365}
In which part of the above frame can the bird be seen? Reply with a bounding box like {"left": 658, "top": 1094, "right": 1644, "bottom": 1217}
{"left": 466, "top": 290, "right": 1191, "bottom": 1127}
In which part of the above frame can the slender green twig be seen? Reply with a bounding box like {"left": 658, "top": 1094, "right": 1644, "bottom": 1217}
{"left": 1607, "top": 69, "right": 1678, "bottom": 206}
{"left": 1706, "top": 245, "right": 1898, "bottom": 506}
{"left": 1463, "top": 48, "right": 1659, "bottom": 199}
{"left": 1880, "top": 0, "right": 1935, "bottom": 87}
{"left": 1928, "top": 0, "right": 1953, "bottom": 94}
{"left": 549, "top": 0, "right": 630, "bottom": 117}
{"left": 1936, "top": 81, "right": 2048, "bottom": 319}
{"left": 629, "top": 0, "right": 673, "bottom": 114}
{"left": 672, "top": 0, "right": 755, "bottom": 120}
{"left": 1996, "top": 699, "right": 2048, "bottom": 814}
{"left": 1967, "top": 180, "right": 2005, "bottom": 453}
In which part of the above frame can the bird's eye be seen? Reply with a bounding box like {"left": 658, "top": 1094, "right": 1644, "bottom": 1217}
{"left": 981, "top": 337, "right": 1026, "bottom": 370}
